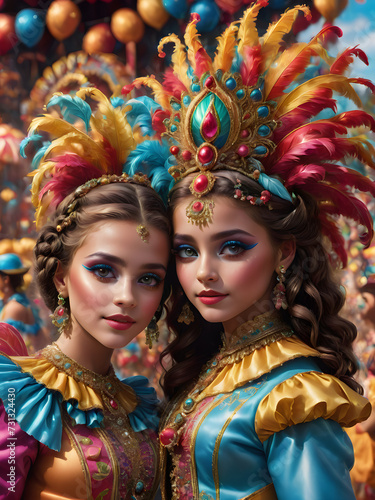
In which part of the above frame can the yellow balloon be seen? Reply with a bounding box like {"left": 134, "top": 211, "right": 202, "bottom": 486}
{"left": 137, "top": 0, "right": 169, "bottom": 30}
{"left": 314, "top": 0, "right": 348, "bottom": 23}
{"left": 111, "top": 8, "right": 145, "bottom": 44}
{"left": 46, "top": 0, "right": 81, "bottom": 42}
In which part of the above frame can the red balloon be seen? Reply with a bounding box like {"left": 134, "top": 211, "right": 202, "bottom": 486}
{"left": 0, "top": 14, "right": 17, "bottom": 56}
{"left": 83, "top": 23, "right": 116, "bottom": 54}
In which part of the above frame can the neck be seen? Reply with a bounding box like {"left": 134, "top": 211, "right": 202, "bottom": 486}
{"left": 55, "top": 328, "right": 113, "bottom": 375}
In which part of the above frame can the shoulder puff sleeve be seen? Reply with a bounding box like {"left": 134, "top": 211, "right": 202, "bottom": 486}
{"left": 122, "top": 375, "right": 160, "bottom": 432}
{"left": 255, "top": 371, "right": 371, "bottom": 443}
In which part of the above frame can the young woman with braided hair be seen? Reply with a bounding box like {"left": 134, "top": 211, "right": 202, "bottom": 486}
{"left": 0, "top": 89, "right": 172, "bottom": 499}
{"left": 122, "top": 2, "right": 375, "bottom": 498}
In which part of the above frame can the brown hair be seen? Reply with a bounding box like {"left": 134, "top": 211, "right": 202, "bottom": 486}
{"left": 34, "top": 182, "right": 171, "bottom": 325}
{"left": 161, "top": 170, "right": 362, "bottom": 397}
{"left": 0, "top": 272, "right": 25, "bottom": 292}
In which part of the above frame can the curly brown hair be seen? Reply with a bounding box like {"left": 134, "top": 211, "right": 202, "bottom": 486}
{"left": 161, "top": 171, "right": 362, "bottom": 397}
{"left": 34, "top": 182, "right": 171, "bottom": 330}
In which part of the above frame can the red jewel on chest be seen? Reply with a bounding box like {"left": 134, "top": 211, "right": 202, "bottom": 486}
{"left": 110, "top": 399, "right": 118, "bottom": 409}
{"left": 193, "top": 174, "right": 208, "bottom": 193}
{"left": 160, "top": 427, "right": 177, "bottom": 446}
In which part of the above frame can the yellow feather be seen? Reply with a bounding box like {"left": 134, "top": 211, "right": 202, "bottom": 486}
{"left": 213, "top": 23, "right": 238, "bottom": 72}
{"left": 184, "top": 17, "right": 202, "bottom": 71}
{"left": 28, "top": 115, "right": 82, "bottom": 138}
{"left": 158, "top": 35, "right": 190, "bottom": 89}
{"left": 275, "top": 74, "right": 363, "bottom": 118}
{"left": 34, "top": 191, "right": 54, "bottom": 229}
{"left": 129, "top": 76, "right": 172, "bottom": 111}
{"left": 28, "top": 161, "right": 56, "bottom": 208}
{"left": 237, "top": 1, "right": 265, "bottom": 55}
{"left": 76, "top": 88, "right": 135, "bottom": 166}
{"left": 261, "top": 5, "right": 311, "bottom": 71}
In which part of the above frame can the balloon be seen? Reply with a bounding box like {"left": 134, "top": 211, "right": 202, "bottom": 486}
{"left": 0, "top": 15, "right": 17, "bottom": 56}
{"left": 46, "top": 0, "right": 81, "bottom": 41}
{"left": 214, "top": 0, "right": 243, "bottom": 15}
{"left": 314, "top": 0, "right": 348, "bottom": 22}
{"left": 189, "top": 1, "right": 220, "bottom": 33}
{"left": 138, "top": 0, "right": 169, "bottom": 30}
{"left": 82, "top": 23, "right": 116, "bottom": 54}
{"left": 162, "top": 0, "right": 188, "bottom": 19}
{"left": 111, "top": 8, "right": 145, "bottom": 44}
{"left": 15, "top": 9, "right": 45, "bottom": 48}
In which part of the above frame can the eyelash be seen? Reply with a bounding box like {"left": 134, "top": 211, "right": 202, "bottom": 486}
{"left": 83, "top": 264, "right": 115, "bottom": 281}
{"left": 219, "top": 240, "right": 258, "bottom": 256}
{"left": 138, "top": 273, "right": 163, "bottom": 287}
{"left": 173, "top": 244, "right": 198, "bottom": 259}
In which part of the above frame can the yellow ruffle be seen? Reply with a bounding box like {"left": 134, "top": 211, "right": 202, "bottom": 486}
{"left": 200, "top": 336, "right": 320, "bottom": 400}
{"left": 8, "top": 355, "right": 137, "bottom": 413}
{"left": 255, "top": 371, "right": 371, "bottom": 443}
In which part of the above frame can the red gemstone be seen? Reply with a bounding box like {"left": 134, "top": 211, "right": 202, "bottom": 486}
{"left": 205, "top": 76, "right": 215, "bottom": 88}
{"left": 170, "top": 146, "right": 179, "bottom": 155}
{"left": 193, "top": 174, "right": 209, "bottom": 193}
{"left": 238, "top": 144, "right": 249, "bottom": 157}
{"left": 198, "top": 146, "right": 214, "bottom": 164}
{"left": 240, "top": 130, "right": 249, "bottom": 138}
{"left": 110, "top": 399, "right": 118, "bottom": 409}
{"left": 192, "top": 201, "right": 204, "bottom": 212}
{"left": 57, "top": 308, "right": 65, "bottom": 316}
{"left": 160, "top": 427, "right": 177, "bottom": 446}
{"left": 202, "top": 111, "right": 218, "bottom": 140}
{"left": 182, "top": 150, "right": 192, "bottom": 161}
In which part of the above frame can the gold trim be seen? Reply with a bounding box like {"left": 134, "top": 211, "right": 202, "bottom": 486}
{"left": 190, "top": 396, "right": 227, "bottom": 499}
{"left": 240, "top": 483, "right": 277, "bottom": 499}
{"left": 213, "top": 397, "right": 249, "bottom": 498}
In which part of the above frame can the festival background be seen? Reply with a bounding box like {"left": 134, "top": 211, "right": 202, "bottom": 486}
{"left": 0, "top": 3, "right": 375, "bottom": 494}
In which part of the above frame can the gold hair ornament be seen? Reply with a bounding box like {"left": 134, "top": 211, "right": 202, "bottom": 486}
{"left": 136, "top": 224, "right": 150, "bottom": 242}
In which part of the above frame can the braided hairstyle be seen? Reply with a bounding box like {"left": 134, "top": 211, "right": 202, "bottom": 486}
{"left": 161, "top": 170, "right": 362, "bottom": 397}
{"left": 34, "top": 182, "right": 171, "bottom": 331}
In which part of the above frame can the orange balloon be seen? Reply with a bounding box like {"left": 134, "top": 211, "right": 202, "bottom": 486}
{"left": 46, "top": 0, "right": 81, "bottom": 42}
{"left": 314, "top": 0, "right": 348, "bottom": 23}
{"left": 111, "top": 8, "right": 145, "bottom": 44}
{"left": 83, "top": 23, "right": 116, "bottom": 54}
{"left": 137, "top": 0, "right": 169, "bottom": 30}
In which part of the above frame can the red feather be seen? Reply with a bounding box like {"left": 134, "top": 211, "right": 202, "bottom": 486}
{"left": 285, "top": 164, "right": 326, "bottom": 187}
{"left": 319, "top": 215, "right": 347, "bottom": 266}
{"left": 330, "top": 45, "right": 369, "bottom": 75}
{"left": 240, "top": 44, "right": 262, "bottom": 87}
{"left": 39, "top": 154, "right": 102, "bottom": 207}
{"left": 194, "top": 47, "right": 212, "bottom": 78}
{"left": 163, "top": 68, "right": 188, "bottom": 101}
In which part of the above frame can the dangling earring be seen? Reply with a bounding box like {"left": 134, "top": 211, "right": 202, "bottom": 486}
{"left": 272, "top": 265, "right": 288, "bottom": 310}
{"left": 145, "top": 307, "right": 161, "bottom": 349}
{"left": 177, "top": 302, "right": 195, "bottom": 325}
{"left": 51, "top": 293, "right": 70, "bottom": 332}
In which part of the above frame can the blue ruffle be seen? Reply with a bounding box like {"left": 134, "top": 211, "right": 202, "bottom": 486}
{"left": 0, "top": 354, "right": 104, "bottom": 451}
{"left": 123, "top": 375, "right": 160, "bottom": 432}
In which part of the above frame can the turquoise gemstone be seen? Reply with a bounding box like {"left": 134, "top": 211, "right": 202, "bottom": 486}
{"left": 225, "top": 77, "right": 237, "bottom": 90}
{"left": 76, "top": 371, "right": 82, "bottom": 377}
{"left": 174, "top": 116, "right": 180, "bottom": 122}
{"left": 254, "top": 145, "right": 268, "bottom": 155}
{"left": 135, "top": 481, "right": 144, "bottom": 494}
{"left": 171, "top": 125, "right": 177, "bottom": 132}
{"left": 236, "top": 89, "right": 245, "bottom": 99}
{"left": 175, "top": 413, "right": 183, "bottom": 423}
{"left": 184, "top": 398, "right": 194, "bottom": 410}
{"left": 171, "top": 101, "right": 181, "bottom": 110}
{"left": 191, "top": 83, "right": 201, "bottom": 92}
{"left": 54, "top": 354, "right": 61, "bottom": 360}
{"left": 258, "top": 125, "right": 271, "bottom": 137}
{"left": 257, "top": 105, "right": 269, "bottom": 117}
{"left": 212, "top": 360, "right": 217, "bottom": 366}
{"left": 183, "top": 95, "right": 191, "bottom": 106}
{"left": 64, "top": 363, "right": 71, "bottom": 369}
{"left": 250, "top": 89, "right": 262, "bottom": 101}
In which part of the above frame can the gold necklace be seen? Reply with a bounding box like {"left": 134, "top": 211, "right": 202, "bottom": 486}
{"left": 159, "top": 310, "right": 293, "bottom": 449}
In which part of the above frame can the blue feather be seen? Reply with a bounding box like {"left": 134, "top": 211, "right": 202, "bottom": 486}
{"left": 20, "top": 134, "right": 43, "bottom": 159}
{"left": 31, "top": 144, "right": 51, "bottom": 171}
{"left": 124, "top": 138, "right": 174, "bottom": 204}
{"left": 126, "top": 97, "right": 161, "bottom": 137}
{"left": 259, "top": 173, "right": 293, "bottom": 202}
{"left": 46, "top": 95, "right": 92, "bottom": 132}
{"left": 230, "top": 46, "right": 242, "bottom": 74}
{"left": 110, "top": 97, "right": 126, "bottom": 108}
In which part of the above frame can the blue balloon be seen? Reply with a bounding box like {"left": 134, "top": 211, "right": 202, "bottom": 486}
{"left": 189, "top": 1, "right": 220, "bottom": 33}
{"left": 15, "top": 9, "right": 45, "bottom": 48}
{"left": 162, "top": 0, "right": 188, "bottom": 19}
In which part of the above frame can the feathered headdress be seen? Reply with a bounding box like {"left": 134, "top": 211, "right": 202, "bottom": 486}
{"left": 21, "top": 88, "right": 173, "bottom": 229}
{"left": 122, "top": 0, "right": 375, "bottom": 266}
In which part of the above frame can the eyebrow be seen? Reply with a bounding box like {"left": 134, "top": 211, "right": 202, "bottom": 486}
{"left": 86, "top": 252, "right": 167, "bottom": 272}
{"left": 174, "top": 229, "right": 255, "bottom": 243}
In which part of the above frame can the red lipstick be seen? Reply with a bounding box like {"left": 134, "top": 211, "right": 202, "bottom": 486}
{"left": 104, "top": 314, "right": 135, "bottom": 331}
{"left": 197, "top": 290, "right": 228, "bottom": 305}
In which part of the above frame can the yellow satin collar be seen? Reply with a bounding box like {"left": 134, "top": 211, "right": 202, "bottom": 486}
{"left": 200, "top": 336, "right": 320, "bottom": 399}
{"left": 8, "top": 351, "right": 137, "bottom": 413}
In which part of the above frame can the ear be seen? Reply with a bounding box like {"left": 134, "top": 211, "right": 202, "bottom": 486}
{"left": 277, "top": 238, "right": 296, "bottom": 271}
{"left": 53, "top": 261, "right": 68, "bottom": 298}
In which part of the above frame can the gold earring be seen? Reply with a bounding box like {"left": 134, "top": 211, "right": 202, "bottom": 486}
{"left": 51, "top": 293, "right": 70, "bottom": 332}
{"left": 145, "top": 315, "right": 159, "bottom": 349}
{"left": 177, "top": 302, "right": 195, "bottom": 325}
{"left": 272, "top": 265, "right": 288, "bottom": 310}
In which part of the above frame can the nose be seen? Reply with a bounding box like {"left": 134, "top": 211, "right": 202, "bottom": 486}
{"left": 196, "top": 255, "right": 219, "bottom": 283}
{"left": 113, "top": 279, "right": 137, "bottom": 308}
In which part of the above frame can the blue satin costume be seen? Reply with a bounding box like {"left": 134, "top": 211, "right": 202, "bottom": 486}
{"left": 160, "top": 314, "right": 371, "bottom": 500}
